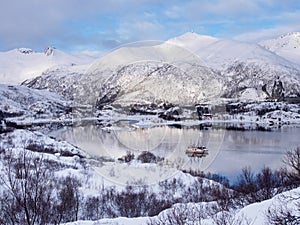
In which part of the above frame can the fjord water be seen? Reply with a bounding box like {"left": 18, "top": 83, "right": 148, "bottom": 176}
{"left": 53, "top": 125, "right": 300, "bottom": 182}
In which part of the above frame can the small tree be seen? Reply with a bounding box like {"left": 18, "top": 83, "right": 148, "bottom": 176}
{"left": 55, "top": 175, "right": 81, "bottom": 223}
{"left": 256, "top": 166, "right": 277, "bottom": 201}
{"left": 283, "top": 147, "right": 300, "bottom": 185}
{"left": 123, "top": 151, "right": 135, "bottom": 163}
{"left": 137, "top": 151, "right": 157, "bottom": 163}
{"left": 234, "top": 166, "right": 258, "bottom": 205}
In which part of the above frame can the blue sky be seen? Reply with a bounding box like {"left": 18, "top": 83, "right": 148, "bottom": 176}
{"left": 1, "top": 0, "right": 300, "bottom": 52}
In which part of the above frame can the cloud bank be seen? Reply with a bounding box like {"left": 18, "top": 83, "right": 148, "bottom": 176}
{"left": 0, "top": 0, "right": 299, "bottom": 51}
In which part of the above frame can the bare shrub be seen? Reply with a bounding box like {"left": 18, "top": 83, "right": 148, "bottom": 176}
{"left": 0, "top": 149, "right": 82, "bottom": 225}
{"left": 212, "top": 211, "right": 252, "bottom": 225}
{"left": 256, "top": 166, "right": 277, "bottom": 201}
{"left": 266, "top": 193, "right": 300, "bottom": 225}
{"left": 118, "top": 151, "right": 135, "bottom": 163}
{"left": 55, "top": 175, "right": 81, "bottom": 223}
{"left": 234, "top": 166, "right": 284, "bottom": 205}
{"left": 283, "top": 147, "right": 300, "bottom": 185}
{"left": 148, "top": 204, "right": 206, "bottom": 225}
{"left": 0, "top": 150, "right": 56, "bottom": 225}
{"left": 137, "top": 151, "right": 163, "bottom": 163}
{"left": 115, "top": 185, "right": 172, "bottom": 217}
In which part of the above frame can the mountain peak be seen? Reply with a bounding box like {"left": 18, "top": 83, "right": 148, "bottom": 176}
{"left": 44, "top": 46, "right": 56, "bottom": 56}
{"left": 280, "top": 32, "right": 300, "bottom": 39}
{"left": 259, "top": 32, "right": 300, "bottom": 65}
{"left": 167, "top": 32, "right": 219, "bottom": 52}
{"left": 17, "top": 48, "right": 33, "bottom": 54}
{"left": 260, "top": 32, "right": 300, "bottom": 51}
{"left": 174, "top": 32, "right": 219, "bottom": 42}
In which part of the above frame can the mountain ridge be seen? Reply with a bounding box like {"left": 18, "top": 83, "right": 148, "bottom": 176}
{"left": 0, "top": 47, "right": 99, "bottom": 84}
{"left": 259, "top": 32, "right": 300, "bottom": 65}
{"left": 2, "top": 31, "right": 300, "bottom": 106}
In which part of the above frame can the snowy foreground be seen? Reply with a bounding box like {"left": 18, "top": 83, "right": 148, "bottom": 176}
{"left": 0, "top": 126, "right": 298, "bottom": 225}
{"left": 63, "top": 187, "right": 300, "bottom": 225}
{"left": 1, "top": 127, "right": 299, "bottom": 225}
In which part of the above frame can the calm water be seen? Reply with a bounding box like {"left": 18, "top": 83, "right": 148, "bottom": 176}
{"left": 51, "top": 125, "right": 300, "bottom": 182}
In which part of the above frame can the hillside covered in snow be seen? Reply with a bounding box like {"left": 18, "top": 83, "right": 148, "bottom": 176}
{"left": 21, "top": 32, "right": 300, "bottom": 108}
{"left": 259, "top": 32, "right": 300, "bottom": 65}
{"left": 0, "top": 47, "right": 99, "bottom": 84}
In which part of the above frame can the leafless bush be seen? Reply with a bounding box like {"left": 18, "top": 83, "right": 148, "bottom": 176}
{"left": 148, "top": 204, "right": 207, "bottom": 225}
{"left": 256, "top": 166, "right": 278, "bottom": 201}
{"left": 233, "top": 166, "right": 287, "bottom": 205}
{"left": 266, "top": 192, "right": 300, "bottom": 225}
{"left": 159, "top": 177, "right": 185, "bottom": 203}
{"left": 114, "top": 185, "right": 172, "bottom": 217}
{"left": 84, "top": 196, "right": 103, "bottom": 220}
{"left": 55, "top": 175, "right": 81, "bottom": 223}
{"left": 212, "top": 211, "right": 252, "bottom": 225}
{"left": 137, "top": 151, "right": 163, "bottom": 163}
{"left": 0, "top": 149, "right": 82, "bottom": 225}
{"left": 283, "top": 147, "right": 300, "bottom": 185}
{"left": 118, "top": 151, "right": 135, "bottom": 163}
{"left": 0, "top": 150, "right": 56, "bottom": 225}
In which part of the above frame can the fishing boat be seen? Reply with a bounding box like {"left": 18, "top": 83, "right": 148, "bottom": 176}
{"left": 185, "top": 146, "right": 208, "bottom": 158}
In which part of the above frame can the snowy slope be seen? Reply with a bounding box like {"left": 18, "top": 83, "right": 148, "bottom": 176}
{"left": 195, "top": 39, "right": 296, "bottom": 69}
{"left": 0, "top": 84, "right": 73, "bottom": 124}
{"left": 22, "top": 66, "right": 88, "bottom": 101}
{"left": 95, "top": 61, "right": 221, "bottom": 106}
{"left": 233, "top": 187, "right": 300, "bottom": 225}
{"left": 0, "top": 47, "right": 99, "bottom": 84}
{"left": 0, "top": 129, "right": 88, "bottom": 158}
{"left": 63, "top": 187, "right": 300, "bottom": 225}
{"left": 169, "top": 32, "right": 300, "bottom": 99}
{"left": 259, "top": 32, "right": 300, "bottom": 65}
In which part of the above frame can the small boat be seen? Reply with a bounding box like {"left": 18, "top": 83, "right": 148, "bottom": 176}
{"left": 185, "top": 146, "right": 208, "bottom": 158}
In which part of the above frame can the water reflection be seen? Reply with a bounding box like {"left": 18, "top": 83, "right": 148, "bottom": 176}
{"left": 210, "top": 128, "right": 300, "bottom": 181}
{"left": 52, "top": 125, "right": 300, "bottom": 183}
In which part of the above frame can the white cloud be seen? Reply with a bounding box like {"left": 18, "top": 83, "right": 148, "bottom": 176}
{"left": 233, "top": 10, "right": 300, "bottom": 42}
{"left": 116, "top": 20, "right": 164, "bottom": 42}
{"left": 164, "top": 5, "right": 181, "bottom": 19}
{"left": 0, "top": 0, "right": 299, "bottom": 51}
{"left": 0, "top": 0, "right": 155, "bottom": 50}
{"left": 234, "top": 25, "right": 300, "bottom": 42}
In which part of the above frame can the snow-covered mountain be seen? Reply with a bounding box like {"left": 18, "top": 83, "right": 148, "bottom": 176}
{"left": 0, "top": 47, "right": 99, "bottom": 84}
{"left": 25, "top": 42, "right": 222, "bottom": 107}
{"left": 15, "top": 32, "right": 300, "bottom": 107}
{"left": 259, "top": 32, "right": 300, "bottom": 65}
{"left": 167, "top": 32, "right": 297, "bottom": 101}
{"left": 25, "top": 33, "right": 300, "bottom": 106}
{"left": 0, "top": 84, "right": 73, "bottom": 127}
{"left": 168, "top": 32, "right": 300, "bottom": 99}
{"left": 206, "top": 41, "right": 300, "bottom": 99}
